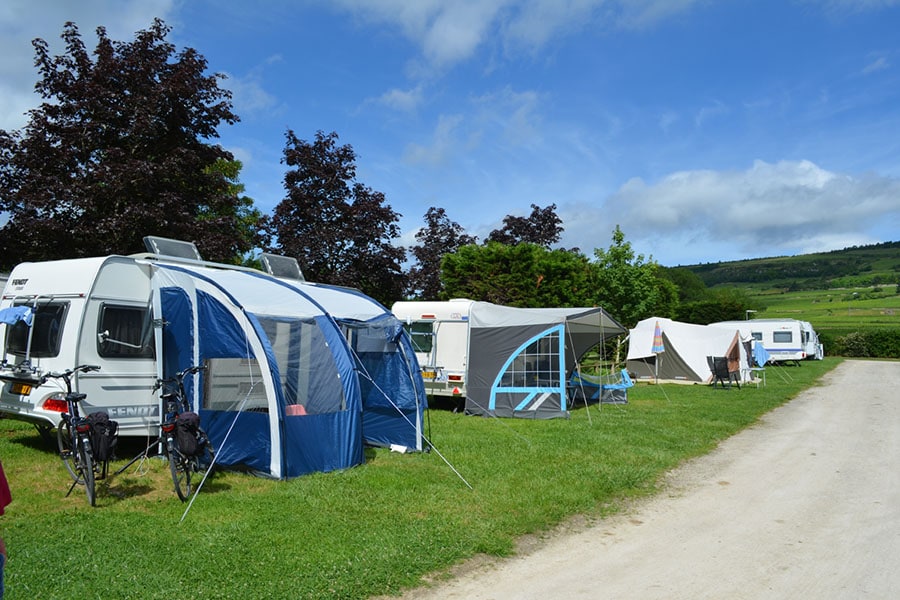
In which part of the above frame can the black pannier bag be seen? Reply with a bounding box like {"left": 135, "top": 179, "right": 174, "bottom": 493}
{"left": 175, "top": 412, "right": 202, "bottom": 456}
{"left": 86, "top": 411, "right": 119, "bottom": 462}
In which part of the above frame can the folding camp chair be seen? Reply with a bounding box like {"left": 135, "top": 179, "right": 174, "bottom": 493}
{"left": 708, "top": 356, "right": 740, "bottom": 389}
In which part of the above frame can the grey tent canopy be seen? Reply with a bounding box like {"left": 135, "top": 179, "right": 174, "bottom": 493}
{"left": 464, "top": 302, "right": 626, "bottom": 419}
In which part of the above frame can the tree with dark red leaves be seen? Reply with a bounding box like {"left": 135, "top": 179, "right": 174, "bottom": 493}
{"left": 0, "top": 19, "right": 257, "bottom": 269}
{"left": 266, "top": 130, "right": 406, "bottom": 307}
{"left": 486, "top": 203, "right": 564, "bottom": 248}
{"left": 406, "top": 207, "right": 476, "bottom": 299}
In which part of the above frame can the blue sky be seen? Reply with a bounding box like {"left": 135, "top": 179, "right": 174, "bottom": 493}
{"left": 2, "top": 0, "right": 899, "bottom": 266}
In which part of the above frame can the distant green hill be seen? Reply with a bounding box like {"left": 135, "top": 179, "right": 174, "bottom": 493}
{"left": 680, "top": 241, "right": 900, "bottom": 290}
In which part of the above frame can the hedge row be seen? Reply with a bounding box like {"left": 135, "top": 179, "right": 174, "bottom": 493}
{"left": 819, "top": 329, "right": 900, "bottom": 358}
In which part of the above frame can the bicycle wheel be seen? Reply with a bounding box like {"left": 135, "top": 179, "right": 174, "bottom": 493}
{"left": 167, "top": 441, "right": 192, "bottom": 502}
{"left": 57, "top": 419, "right": 81, "bottom": 483}
{"left": 77, "top": 435, "right": 96, "bottom": 507}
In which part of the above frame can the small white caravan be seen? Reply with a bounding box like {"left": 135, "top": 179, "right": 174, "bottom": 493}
{"left": 1, "top": 255, "right": 159, "bottom": 438}
{"left": 709, "top": 318, "right": 824, "bottom": 363}
{"left": 391, "top": 299, "right": 474, "bottom": 398}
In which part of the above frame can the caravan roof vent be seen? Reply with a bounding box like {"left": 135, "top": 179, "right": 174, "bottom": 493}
{"left": 143, "top": 236, "right": 202, "bottom": 261}
{"left": 260, "top": 253, "right": 305, "bottom": 281}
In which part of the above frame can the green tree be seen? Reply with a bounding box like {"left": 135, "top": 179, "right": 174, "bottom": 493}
{"left": 203, "top": 158, "right": 265, "bottom": 265}
{"left": 442, "top": 241, "right": 593, "bottom": 307}
{"left": 406, "top": 207, "right": 476, "bottom": 299}
{"left": 675, "top": 287, "right": 760, "bottom": 324}
{"left": 590, "top": 226, "right": 677, "bottom": 326}
{"left": 660, "top": 266, "right": 709, "bottom": 303}
{"left": 266, "top": 130, "right": 406, "bottom": 306}
{"left": 0, "top": 19, "right": 252, "bottom": 268}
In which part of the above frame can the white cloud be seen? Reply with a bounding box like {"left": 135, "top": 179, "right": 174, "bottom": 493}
{"left": 376, "top": 85, "right": 425, "bottom": 112}
{"left": 862, "top": 55, "right": 889, "bottom": 75}
{"left": 403, "top": 113, "right": 466, "bottom": 165}
{"left": 331, "top": 0, "right": 703, "bottom": 72}
{"left": 694, "top": 99, "right": 729, "bottom": 128}
{"left": 560, "top": 160, "right": 900, "bottom": 264}
{"left": 0, "top": 0, "right": 175, "bottom": 131}
{"left": 610, "top": 0, "right": 705, "bottom": 30}
{"left": 220, "top": 57, "right": 283, "bottom": 117}
{"left": 332, "top": 0, "right": 510, "bottom": 68}
{"left": 472, "top": 86, "right": 543, "bottom": 147}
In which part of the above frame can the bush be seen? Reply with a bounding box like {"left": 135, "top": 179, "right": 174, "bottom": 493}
{"left": 838, "top": 332, "right": 870, "bottom": 357}
{"left": 827, "top": 329, "right": 900, "bottom": 358}
{"left": 863, "top": 328, "right": 900, "bottom": 358}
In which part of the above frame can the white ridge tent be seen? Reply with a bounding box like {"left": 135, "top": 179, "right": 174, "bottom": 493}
{"left": 626, "top": 317, "right": 750, "bottom": 384}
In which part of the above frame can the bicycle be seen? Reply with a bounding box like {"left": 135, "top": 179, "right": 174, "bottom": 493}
{"left": 157, "top": 365, "right": 215, "bottom": 501}
{"left": 45, "top": 365, "right": 113, "bottom": 507}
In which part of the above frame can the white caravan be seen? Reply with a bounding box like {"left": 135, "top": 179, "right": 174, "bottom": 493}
{"left": 709, "top": 318, "right": 824, "bottom": 363}
{"left": 391, "top": 299, "right": 474, "bottom": 399}
{"left": 0, "top": 255, "right": 161, "bottom": 438}
{"left": 0, "top": 240, "right": 301, "bottom": 439}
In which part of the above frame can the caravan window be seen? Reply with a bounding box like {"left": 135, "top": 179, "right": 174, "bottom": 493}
{"left": 5, "top": 302, "right": 68, "bottom": 358}
{"left": 751, "top": 332, "right": 763, "bottom": 341}
{"left": 404, "top": 321, "right": 434, "bottom": 354}
{"left": 773, "top": 331, "right": 793, "bottom": 343}
{"left": 97, "top": 304, "right": 155, "bottom": 358}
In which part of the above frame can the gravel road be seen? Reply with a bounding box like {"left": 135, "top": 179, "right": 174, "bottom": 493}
{"left": 394, "top": 359, "right": 900, "bottom": 600}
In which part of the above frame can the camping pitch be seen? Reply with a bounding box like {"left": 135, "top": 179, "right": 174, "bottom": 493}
{"left": 464, "top": 303, "right": 626, "bottom": 419}
{"left": 626, "top": 317, "right": 751, "bottom": 384}
{"left": 0, "top": 244, "right": 427, "bottom": 480}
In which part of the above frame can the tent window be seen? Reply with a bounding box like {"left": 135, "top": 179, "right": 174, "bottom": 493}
{"left": 500, "top": 330, "right": 560, "bottom": 388}
{"left": 404, "top": 321, "right": 433, "bottom": 354}
{"left": 5, "top": 302, "right": 68, "bottom": 359}
{"left": 97, "top": 304, "right": 155, "bottom": 358}
{"left": 773, "top": 331, "right": 793, "bottom": 343}
{"left": 345, "top": 323, "right": 398, "bottom": 354}
{"left": 259, "top": 317, "right": 347, "bottom": 415}
{"left": 204, "top": 358, "right": 269, "bottom": 412}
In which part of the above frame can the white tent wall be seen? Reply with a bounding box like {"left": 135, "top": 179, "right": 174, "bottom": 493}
{"left": 626, "top": 317, "right": 751, "bottom": 384}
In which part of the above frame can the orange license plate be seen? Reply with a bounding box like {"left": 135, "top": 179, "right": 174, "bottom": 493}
{"left": 10, "top": 381, "right": 33, "bottom": 396}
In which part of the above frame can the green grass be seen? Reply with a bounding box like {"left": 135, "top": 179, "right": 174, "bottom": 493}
{"left": 749, "top": 286, "right": 900, "bottom": 336}
{"left": 1, "top": 358, "right": 840, "bottom": 599}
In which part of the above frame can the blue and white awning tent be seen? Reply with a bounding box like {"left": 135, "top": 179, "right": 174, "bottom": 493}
{"left": 150, "top": 263, "right": 426, "bottom": 479}
{"left": 463, "top": 302, "right": 626, "bottom": 419}
{"left": 276, "top": 280, "right": 426, "bottom": 451}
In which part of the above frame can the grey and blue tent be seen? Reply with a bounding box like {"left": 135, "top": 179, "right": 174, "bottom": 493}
{"left": 463, "top": 302, "right": 626, "bottom": 419}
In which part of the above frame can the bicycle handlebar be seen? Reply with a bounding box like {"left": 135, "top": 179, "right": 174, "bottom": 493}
{"left": 153, "top": 365, "right": 206, "bottom": 391}
{"left": 43, "top": 364, "right": 101, "bottom": 380}
{"left": 179, "top": 365, "right": 206, "bottom": 378}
